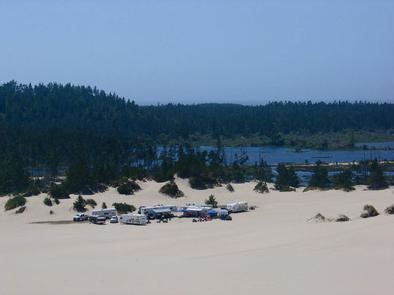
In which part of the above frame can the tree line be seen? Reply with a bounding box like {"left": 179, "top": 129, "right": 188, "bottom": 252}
{"left": 0, "top": 81, "right": 393, "bottom": 194}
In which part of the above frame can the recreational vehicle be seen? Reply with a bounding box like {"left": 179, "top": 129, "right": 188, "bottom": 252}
{"left": 139, "top": 205, "right": 177, "bottom": 219}
{"left": 181, "top": 206, "right": 210, "bottom": 218}
{"left": 91, "top": 208, "right": 117, "bottom": 219}
{"left": 119, "top": 213, "right": 148, "bottom": 225}
{"left": 226, "top": 202, "right": 248, "bottom": 213}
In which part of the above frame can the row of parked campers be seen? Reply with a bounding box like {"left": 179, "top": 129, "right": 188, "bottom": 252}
{"left": 75, "top": 201, "right": 248, "bottom": 225}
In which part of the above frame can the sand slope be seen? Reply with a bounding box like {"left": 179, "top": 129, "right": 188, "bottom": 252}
{"left": 1, "top": 180, "right": 394, "bottom": 295}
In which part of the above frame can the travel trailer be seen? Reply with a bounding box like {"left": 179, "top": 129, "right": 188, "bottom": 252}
{"left": 139, "top": 205, "right": 177, "bottom": 219}
{"left": 119, "top": 213, "right": 148, "bottom": 225}
{"left": 226, "top": 202, "right": 248, "bottom": 213}
{"left": 91, "top": 208, "right": 117, "bottom": 219}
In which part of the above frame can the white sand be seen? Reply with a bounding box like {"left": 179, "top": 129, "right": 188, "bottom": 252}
{"left": 1, "top": 179, "right": 394, "bottom": 295}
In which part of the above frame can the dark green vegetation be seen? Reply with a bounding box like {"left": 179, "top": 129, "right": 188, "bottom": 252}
{"left": 116, "top": 179, "right": 141, "bottom": 195}
{"left": 159, "top": 180, "right": 184, "bottom": 198}
{"left": 254, "top": 181, "right": 269, "bottom": 193}
{"left": 307, "top": 161, "right": 330, "bottom": 190}
{"left": 275, "top": 164, "right": 299, "bottom": 191}
{"left": 226, "top": 183, "right": 234, "bottom": 192}
{"left": 112, "top": 202, "right": 136, "bottom": 214}
{"left": 333, "top": 170, "right": 355, "bottom": 191}
{"left": 15, "top": 206, "right": 26, "bottom": 214}
{"left": 86, "top": 198, "right": 97, "bottom": 208}
{"left": 43, "top": 197, "right": 52, "bottom": 206}
{"left": 367, "top": 159, "right": 388, "bottom": 190}
{"left": 205, "top": 195, "right": 218, "bottom": 208}
{"left": 73, "top": 195, "right": 87, "bottom": 212}
{"left": 0, "top": 81, "right": 393, "bottom": 195}
{"left": 4, "top": 195, "right": 26, "bottom": 211}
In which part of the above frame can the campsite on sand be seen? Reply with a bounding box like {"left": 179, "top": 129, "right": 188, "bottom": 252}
{"left": 1, "top": 179, "right": 393, "bottom": 295}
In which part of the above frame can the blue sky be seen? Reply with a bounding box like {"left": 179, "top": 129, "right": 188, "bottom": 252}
{"left": 0, "top": 0, "right": 393, "bottom": 104}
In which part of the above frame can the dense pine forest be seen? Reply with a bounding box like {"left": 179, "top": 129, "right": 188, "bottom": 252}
{"left": 0, "top": 81, "right": 393, "bottom": 195}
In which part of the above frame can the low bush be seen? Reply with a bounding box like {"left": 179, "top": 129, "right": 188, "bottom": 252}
{"left": 15, "top": 206, "right": 26, "bottom": 214}
{"left": 117, "top": 180, "right": 141, "bottom": 195}
{"left": 102, "top": 202, "right": 107, "bottom": 209}
{"left": 226, "top": 184, "right": 234, "bottom": 192}
{"left": 43, "top": 197, "right": 53, "bottom": 207}
{"left": 49, "top": 184, "right": 70, "bottom": 199}
{"left": 254, "top": 181, "right": 269, "bottom": 193}
{"left": 5, "top": 195, "right": 26, "bottom": 211}
{"left": 86, "top": 199, "right": 97, "bottom": 208}
{"left": 189, "top": 175, "right": 216, "bottom": 190}
{"left": 49, "top": 210, "right": 54, "bottom": 215}
{"left": 54, "top": 198, "right": 60, "bottom": 205}
{"left": 112, "top": 202, "right": 136, "bottom": 214}
{"left": 384, "top": 205, "right": 394, "bottom": 215}
{"left": 73, "top": 195, "right": 87, "bottom": 212}
{"left": 159, "top": 181, "right": 184, "bottom": 198}
{"left": 360, "top": 204, "right": 379, "bottom": 218}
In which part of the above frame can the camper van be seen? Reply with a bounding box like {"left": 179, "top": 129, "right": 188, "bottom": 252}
{"left": 119, "top": 213, "right": 148, "bottom": 225}
{"left": 226, "top": 202, "right": 248, "bottom": 213}
{"left": 91, "top": 208, "right": 117, "bottom": 219}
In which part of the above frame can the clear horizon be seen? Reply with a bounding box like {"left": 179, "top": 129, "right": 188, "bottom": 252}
{"left": 1, "top": 0, "right": 393, "bottom": 104}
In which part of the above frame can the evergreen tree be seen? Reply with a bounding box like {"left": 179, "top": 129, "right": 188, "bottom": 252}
{"left": 308, "top": 162, "right": 330, "bottom": 189}
{"left": 368, "top": 159, "right": 388, "bottom": 190}
{"left": 333, "top": 170, "right": 354, "bottom": 191}
{"left": 205, "top": 194, "right": 218, "bottom": 208}
{"left": 275, "top": 164, "right": 299, "bottom": 191}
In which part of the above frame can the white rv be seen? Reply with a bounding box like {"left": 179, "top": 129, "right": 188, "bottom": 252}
{"left": 91, "top": 208, "right": 117, "bottom": 219}
{"left": 119, "top": 213, "right": 148, "bottom": 225}
{"left": 226, "top": 201, "right": 248, "bottom": 213}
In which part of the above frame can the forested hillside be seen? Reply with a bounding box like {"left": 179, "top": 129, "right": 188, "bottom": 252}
{"left": 0, "top": 81, "right": 393, "bottom": 193}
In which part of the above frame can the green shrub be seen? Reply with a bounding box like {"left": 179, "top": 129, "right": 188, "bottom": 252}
{"left": 5, "top": 195, "right": 26, "bottom": 211}
{"left": 102, "top": 202, "right": 107, "bottom": 209}
{"left": 254, "top": 181, "right": 269, "bottom": 193}
{"left": 205, "top": 194, "right": 218, "bottom": 208}
{"left": 86, "top": 198, "right": 97, "bottom": 208}
{"left": 54, "top": 198, "right": 60, "bottom": 205}
{"left": 226, "top": 184, "right": 234, "bottom": 192}
{"left": 112, "top": 202, "right": 136, "bottom": 214}
{"left": 73, "top": 195, "right": 86, "bottom": 212}
{"left": 15, "top": 206, "right": 26, "bottom": 214}
{"left": 189, "top": 175, "right": 216, "bottom": 190}
{"left": 117, "top": 180, "right": 141, "bottom": 195}
{"left": 43, "top": 197, "right": 53, "bottom": 206}
{"left": 49, "top": 210, "right": 54, "bottom": 215}
{"left": 159, "top": 181, "right": 184, "bottom": 198}
{"left": 49, "top": 184, "right": 70, "bottom": 199}
{"left": 333, "top": 170, "right": 354, "bottom": 191}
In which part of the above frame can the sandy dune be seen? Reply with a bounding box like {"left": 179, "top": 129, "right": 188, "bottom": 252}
{"left": 1, "top": 180, "right": 394, "bottom": 295}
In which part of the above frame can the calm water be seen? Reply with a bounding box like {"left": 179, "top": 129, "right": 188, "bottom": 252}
{"left": 197, "top": 141, "right": 394, "bottom": 166}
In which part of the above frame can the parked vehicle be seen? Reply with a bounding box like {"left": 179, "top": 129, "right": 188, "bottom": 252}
{"left": 226, "top": 202, "right": 248, "bottom": 213}
{"left": 119, "top": 213, "right": 148, "bottom": 225}
{"left": 110, "top": 216, "right": 119, "bottom": 223}
{"left": 91, "top": 208, "right": 117, "bottom": 219}
{"left": 89, "top": 216, "right": 106, "bottom": 225}
{"left": 73, "top": 213, "right": 89, "bottom": 222}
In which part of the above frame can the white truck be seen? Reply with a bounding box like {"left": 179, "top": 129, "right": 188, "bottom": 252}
{"left": 119, "top": 213, "right": 148, "bottom": 225}
{"left": 226, "top": 201, "right": 248, "bottom": 213}
{"left": 91, "top": 208, "right": 117, "bottom": 219}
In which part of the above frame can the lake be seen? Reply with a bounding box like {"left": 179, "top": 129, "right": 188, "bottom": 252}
{"left": 197, "top": 141, "right": 394, "bottom": 166}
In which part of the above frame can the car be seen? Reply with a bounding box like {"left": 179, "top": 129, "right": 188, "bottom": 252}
{"left": 110, "top": 216, "right": 118, "bottom": 223}
{"left": 73, "top": 213, "right": 89, "bottom": 222}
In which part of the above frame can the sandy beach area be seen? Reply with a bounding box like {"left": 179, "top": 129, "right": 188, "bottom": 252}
{"left": 1, "top": 179, "right": 393, "bottom": 295}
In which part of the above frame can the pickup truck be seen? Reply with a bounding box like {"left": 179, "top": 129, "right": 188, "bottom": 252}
{"left": 73, "top": 213, "right": 89, "bottom": 222}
